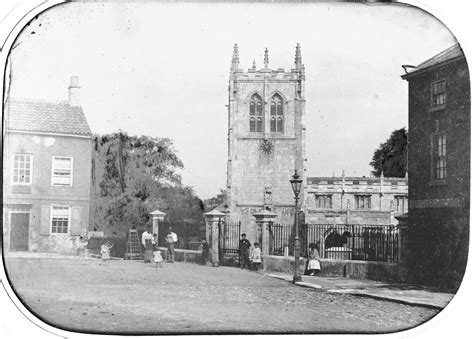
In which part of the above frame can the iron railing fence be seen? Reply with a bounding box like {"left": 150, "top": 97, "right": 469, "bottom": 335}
{"left": 269, "top": 223, "right": 294, "bottom": 256}
{"left": 269, "top": 223, "right": 399, "bottom": 263}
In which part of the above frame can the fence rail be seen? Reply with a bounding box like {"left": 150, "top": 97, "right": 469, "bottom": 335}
{"left": 158, "top": 221, "right": 204, "bottom": 250}
{"left": 269, "top": 223, "right": 399, "bottom": 263}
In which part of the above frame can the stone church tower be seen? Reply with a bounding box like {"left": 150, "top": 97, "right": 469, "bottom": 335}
{"left": 226, "top": 44, "right": 306, "bottom": 240}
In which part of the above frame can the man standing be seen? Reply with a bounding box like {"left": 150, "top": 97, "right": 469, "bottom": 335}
{"left": 239, "top": 233, "right": 251, "bottom": 269}
{"left": 165, "top": 227, "right": 178, "bottom": 263}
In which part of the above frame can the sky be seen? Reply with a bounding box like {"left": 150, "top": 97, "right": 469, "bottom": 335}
{"left": 6, "top": 1, "right": 456, "bottom": 199}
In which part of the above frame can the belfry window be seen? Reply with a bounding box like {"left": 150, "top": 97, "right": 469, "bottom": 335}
{"left": 270, "top": 94, "right": 283, "bottom": 132}
{"left": 249, "top": 94, "right": 263, "bottom": 132}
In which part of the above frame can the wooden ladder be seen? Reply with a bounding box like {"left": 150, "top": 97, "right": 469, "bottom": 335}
{"left": 125, "top": 229, "right": 142, "bottom": 260}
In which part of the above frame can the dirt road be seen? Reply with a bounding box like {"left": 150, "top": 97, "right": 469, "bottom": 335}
{"left": 4, "top": 258, "right": 438, "bottom": 334}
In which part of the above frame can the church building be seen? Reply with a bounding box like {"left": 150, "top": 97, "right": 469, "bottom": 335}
{"left": 226, "top": 44, "right": 306, "bottom": 241}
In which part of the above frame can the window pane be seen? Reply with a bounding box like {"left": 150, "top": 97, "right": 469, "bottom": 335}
{"left": 433, "top": 133, "right": 447, "bottom": 180}
{"left": 432, "top": 80, "right": 446, "bottom": 107}
{"left": 256, "top": 117, "right": 263, "bottom": 132}
{"left": 250, "top": 102, "right": 255, "bottom": 115}
{"left": 13, "top": 154, "right": 32, "bottom": 184}
{"left": 256, "top": 101, "right": 262, "bottom": 115}
{"left": 270, "top": 117, "right": 276, "bottom": 132}
{"left": 277, "top": 102, "right": 283, "bottom": 115}
{"left": 51, "top": 206, "right": 69, "bottom": 234}
{"left": 249, "top": 118, "right": 256, "bottom": 132}
{"left": 271, "top": 102, "right": 276, "bottom": 115}
{"left": 277, "top": 117, "right": 283, "bottom": 132}
{"left": 52, "top": 157, "right": 72, "bottom": 185}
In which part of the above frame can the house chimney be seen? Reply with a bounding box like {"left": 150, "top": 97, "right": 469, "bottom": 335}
{"left": 68, "top": 76, "right": 80, "bottom": 106}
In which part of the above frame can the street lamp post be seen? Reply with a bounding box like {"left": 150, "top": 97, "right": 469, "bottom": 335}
{"left": 290, "top": 169, "right": 303, "bottom": 283}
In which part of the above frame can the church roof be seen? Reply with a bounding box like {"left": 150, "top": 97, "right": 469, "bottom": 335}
{"left": 5, "top": 99, "right": 92, "bottom": 137}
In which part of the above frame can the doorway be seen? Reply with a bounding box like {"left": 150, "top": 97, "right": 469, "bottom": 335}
{"left": 10, "top": 212, "right": 30, "bottom": 251}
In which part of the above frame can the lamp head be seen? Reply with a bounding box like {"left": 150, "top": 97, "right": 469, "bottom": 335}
{"left": 290, "top": 169, "right": 303, "bottom": 197}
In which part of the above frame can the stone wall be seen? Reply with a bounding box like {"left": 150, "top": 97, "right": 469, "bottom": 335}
{"left": 262, "top": 255, "right": 401, "bottom": 282}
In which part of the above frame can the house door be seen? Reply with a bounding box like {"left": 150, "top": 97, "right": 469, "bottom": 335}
{"left": 10, "top": 212, "right": 30, "bottom": 251}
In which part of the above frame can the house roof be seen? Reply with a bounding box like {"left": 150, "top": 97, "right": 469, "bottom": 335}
{"left": 5, "top": 99, "right": 92, "bottom": 137}
{"left": 402, "top": 43, "right": 465, "bottom": 79}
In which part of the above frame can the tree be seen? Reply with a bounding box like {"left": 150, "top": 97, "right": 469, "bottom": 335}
{"left": 90, "top": 131, "right": 204, "bottom": 235}
{"left": 203, "top": 189, "right": 227, "bottom": 212}
{"left": 370, "top": 127, "right": 407, "bottom": 177}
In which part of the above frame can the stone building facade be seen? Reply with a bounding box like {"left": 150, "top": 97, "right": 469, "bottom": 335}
{"left": 3, "top": 76, "right": 92, "bottom": 255}
{"left": 305, "top": 174, "right": 408, "bottom": 225}
{"left": 226, "top": 44, "right": 306, "bottom": 241}
{"left": 401, "top": 43, "right": 470, "bottom": 290}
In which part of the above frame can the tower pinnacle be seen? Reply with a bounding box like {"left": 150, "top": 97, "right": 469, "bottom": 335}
{"left": 295, "top": 43, "right": 303, "bottom": 69}
{"left": 264, "top": 48, "right": 269, "bottom": 69}
{"left": 231, "top": 43, "right": 240, "bottom": 71}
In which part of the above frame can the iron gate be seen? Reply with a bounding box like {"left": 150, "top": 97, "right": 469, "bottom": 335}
{"left": 218, "top": 220, "right": 241, "bottom": 264}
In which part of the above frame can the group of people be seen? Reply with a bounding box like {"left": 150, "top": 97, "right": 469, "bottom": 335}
{"left": 240, "top": 233, "right": 322, "bottom": 275}
{"left": 239, "top": 233, "right": 262, "bottom": 271}
{"left": 100, "top": 227, "right": 322, "bottom": 276}
{"left": 141, "top": 226, "right": 178, "bottom": 268}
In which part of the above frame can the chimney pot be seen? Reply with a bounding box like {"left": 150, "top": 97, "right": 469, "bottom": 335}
{"left": 68, "top": 76, "right": 80, "bottom": 106}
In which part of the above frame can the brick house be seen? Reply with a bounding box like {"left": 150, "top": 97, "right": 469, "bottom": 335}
{"left": 401, "top": 43, "right": 470, "bottom": 289}
{"left": 3, "top": 76, "right": 92, "bottom": 255}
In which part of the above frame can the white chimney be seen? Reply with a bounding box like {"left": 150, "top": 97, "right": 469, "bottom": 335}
{"left": 68, "top": 76, "right": 80, "bottom": 106}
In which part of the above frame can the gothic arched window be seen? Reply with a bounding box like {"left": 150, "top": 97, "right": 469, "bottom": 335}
{"left": 270, "top": 94, "right": 283, "bottom": 132}
{"left": 249, "top": 94, "right": 263, "bottom": 132}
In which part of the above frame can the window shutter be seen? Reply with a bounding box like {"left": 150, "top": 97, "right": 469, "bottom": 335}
{"left": 40, "top": 205, "right": 51, "bottom": 235}
{"left": 70, "top": 207, "right": 81, "bottom": 235}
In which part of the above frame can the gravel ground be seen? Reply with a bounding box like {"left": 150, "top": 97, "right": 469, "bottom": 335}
{"left": 4, "top": 258, "right": 439, "bottom": 335}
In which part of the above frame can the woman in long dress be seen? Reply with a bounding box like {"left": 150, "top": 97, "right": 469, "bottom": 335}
{"left": 306, "top": 243, "right": 321, "bottom": 276}
{"left": 142, "top": 227, "right": 154, "bottom": 263}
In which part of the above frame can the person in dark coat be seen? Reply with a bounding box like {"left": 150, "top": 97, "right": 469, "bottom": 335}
{"left": 239, "top": 233, "right": 251, "bottom": 269}
{"left": 200, "top": 239, "right": 210, "bottom": 265}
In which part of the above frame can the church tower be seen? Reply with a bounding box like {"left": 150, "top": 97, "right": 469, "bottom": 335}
{"left": 226, "top": 44, "right": 306, "bottom": 240}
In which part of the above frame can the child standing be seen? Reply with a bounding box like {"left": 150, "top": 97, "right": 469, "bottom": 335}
{"left": 100, "top": 241, "right": 113, "bottom": 264}
{"left": 200, "top": 239, "right": 210, "bottom": 265}
{"left": 153, "top": 245, "right": 164, "bottom": 269}
{"left": 250, "top": 242, "right": 262, "bottom": 271}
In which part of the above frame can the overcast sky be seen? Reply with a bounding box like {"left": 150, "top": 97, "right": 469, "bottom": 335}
{"left": 8, "top": 1, "right": 456, "bottom": 199}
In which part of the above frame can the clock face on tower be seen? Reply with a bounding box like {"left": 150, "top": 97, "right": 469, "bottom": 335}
{"left": 259, "top": 139, "right": 274, "bottom": 155}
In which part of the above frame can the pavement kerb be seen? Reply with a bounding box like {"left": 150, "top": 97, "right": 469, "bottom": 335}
{"left": 329, "top": 290, "right": 445, "bottom": 310}
{"left": 265, "top": 273, "right": 449, "bottom": 310}
{"left": 295, "top": 281, "right": 324, "bottom": 290}
{"left": 267, "top": 273, "right": 292, "bottom": 282}
{"left": 267, "top": 274, "right": 323, "bottom": 290}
